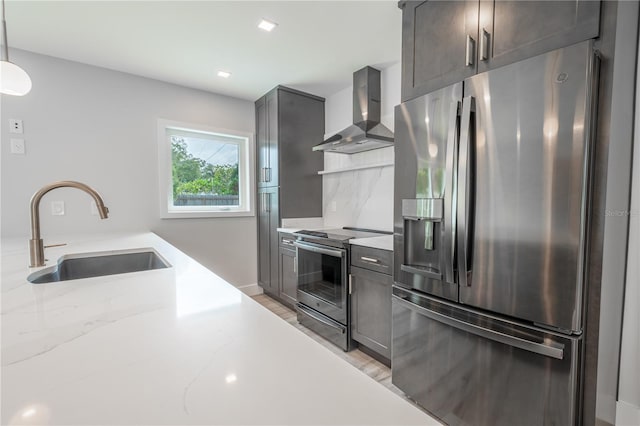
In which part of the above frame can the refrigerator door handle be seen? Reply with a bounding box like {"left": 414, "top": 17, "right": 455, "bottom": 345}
{"left": 444, "top": 100, "right": 460, "bottom": 284}
{"left": 457, "top": 96, "right": 475, "bottom": 287}
{"left": 392, "top": 294, "right": 565, "bottom": 360}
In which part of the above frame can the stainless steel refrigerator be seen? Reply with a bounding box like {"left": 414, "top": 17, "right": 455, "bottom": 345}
{"left": 392, "top": 40, "right": 598, "bottom": 425}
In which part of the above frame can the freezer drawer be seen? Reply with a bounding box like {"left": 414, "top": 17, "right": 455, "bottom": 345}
{"left": 392, "top": 287, "right": 581, "bottom": 426}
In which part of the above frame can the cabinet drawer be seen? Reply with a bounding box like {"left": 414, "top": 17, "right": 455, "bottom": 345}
{"left": 279, "top": 233, "right": 297, "bottom": 248}
{"left": 351, "top": 246, "right": 393, "bottom": 275}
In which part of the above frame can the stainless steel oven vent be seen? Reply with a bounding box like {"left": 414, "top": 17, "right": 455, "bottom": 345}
{"left": 313, "top": 66, "right": 394, "bottom": 154}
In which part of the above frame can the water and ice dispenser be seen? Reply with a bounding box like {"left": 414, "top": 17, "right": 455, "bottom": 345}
{"left": 401, "top": 198, "right": 445, "bottom": 281}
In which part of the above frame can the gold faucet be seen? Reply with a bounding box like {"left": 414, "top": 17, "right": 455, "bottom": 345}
{"left": 29, "top": 181, "right": 109, "bottom": 267}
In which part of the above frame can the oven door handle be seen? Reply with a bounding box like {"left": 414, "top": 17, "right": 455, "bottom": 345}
{"left": 293, "top": 241, "right": 345, "bottom": 258}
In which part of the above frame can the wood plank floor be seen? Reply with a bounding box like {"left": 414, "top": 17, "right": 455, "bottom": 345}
{"left": 251, "top": 294, "right": 406, "bottom": 399}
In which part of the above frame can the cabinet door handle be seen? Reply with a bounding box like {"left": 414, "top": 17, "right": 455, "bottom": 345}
{"left": 294, "top": 257, "right": 297, "bottom": 273}
{"left": 282, "top": 239, "right": 295, "bottom": 246}
{"left": 480, "top": 28, "right": 490, "bottom": 61}
{"left": 361, "top": 256, "right": 379, "bottom": 264}
{"left": 349, "top": 274, "right": 353, "bottom": 295}
{"left": 261, "top": 193, "right": 270, "bottom": 213}
{"left": 465, "top": 35, "right": 475, "bottom": 67}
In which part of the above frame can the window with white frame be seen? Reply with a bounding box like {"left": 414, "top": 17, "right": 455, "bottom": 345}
{"left": 158, "top": 120, "right": 254, "bottom": 218}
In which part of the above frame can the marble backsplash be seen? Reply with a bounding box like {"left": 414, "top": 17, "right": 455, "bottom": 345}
{"left": 321, "top": 63, "right": 399, "bottom": 233}
{"left": 281, "top": 217, "right": 324, "bottom": 229}
{"left": 322, "top": 147, "right": 394, "bottom": 232}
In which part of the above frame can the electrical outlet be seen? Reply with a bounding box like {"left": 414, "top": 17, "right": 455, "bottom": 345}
{"left": 9, "top": 119, "right": 23, "bottom": 134}
{"left": 10, "top": 138, "right": 25, "bottom": 155}
{"left": 51, "top": 201, "right": 65, "bottom": 216}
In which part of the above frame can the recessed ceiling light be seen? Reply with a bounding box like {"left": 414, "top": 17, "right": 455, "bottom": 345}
{"left": 217, "top": 71, "right": 231, "bottom": 78}
{"left": 258, "top": 19, "right": 277, "bottom": 32}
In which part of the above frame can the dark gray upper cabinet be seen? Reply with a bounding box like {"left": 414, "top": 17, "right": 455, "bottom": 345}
{"left": 255, "top": 86, "right": 324, "bottom": 218}
{"left": 401, "top": 0, "right": 479, "bottom": 101}
{"left": 399, "top": 0, "right": 600, "bottom": 101}
{"left": 277, "top": 89, "right": 325, "bottom": 218}
{"left": 477, "top": 0, "right": 601, "bottom": 73}
{"left": 255, "top": 87, "right": 324, "bottom": 298}
{"left": 256, "top": 90, "right": 279, "bottom": 188}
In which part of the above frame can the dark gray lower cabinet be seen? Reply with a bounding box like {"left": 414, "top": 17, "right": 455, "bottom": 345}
{"left": 279, "top": 245, "right": 297, "bottom": 308}
{"left": 350, "top": 265, "right": 392, "bottom": 360}
{"left": 257, "top": 187, "right": 279, "bottom": 296}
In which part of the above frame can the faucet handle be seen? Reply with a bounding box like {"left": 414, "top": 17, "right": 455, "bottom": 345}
{"left": 44, "top": 243, "right": 67, "bottom": 249}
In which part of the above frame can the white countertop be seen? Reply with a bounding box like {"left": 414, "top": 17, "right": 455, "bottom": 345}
{"left": 350, "top": 235, "right": 394, "bottom": 251}
{"left": 276, "top": 227, "right": 302, "bottom": 234}
{"left": 1, "top": 232, "right": 437, "bottom": 425}
{"left": 278, "top": 217, "right": 324, "bottom": 234}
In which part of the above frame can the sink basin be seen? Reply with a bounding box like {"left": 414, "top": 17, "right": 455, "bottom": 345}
{"left": 28, "top": 248, "right": 171, "bottom": 284}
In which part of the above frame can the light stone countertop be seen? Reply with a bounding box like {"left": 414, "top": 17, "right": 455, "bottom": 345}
{"left": 276, "top": 227, "right": 303, "bottom": 234}
{"left": 1, "top": 232, "right": 437, "bottom": 425}
{"left": 350, "top": 234, "right": 394, "bottom": 251}
{"left": 278, "top": 217, "right": 324, "bottom": 234}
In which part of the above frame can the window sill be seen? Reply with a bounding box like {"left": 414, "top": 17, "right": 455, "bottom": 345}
{"left": 160, "top": 209, "right": 254, "bottom": 219}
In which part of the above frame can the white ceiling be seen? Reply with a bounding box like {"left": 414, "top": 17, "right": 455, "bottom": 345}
{"left": 6, "top": 1, "right": 402, "bottom": 101}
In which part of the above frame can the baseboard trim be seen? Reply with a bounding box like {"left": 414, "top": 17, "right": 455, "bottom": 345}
{"left": 616, "top": 400, "right": 640, "bottom": 426}
{"left": 237, "top": 283, "right": 263, "bottom": 296}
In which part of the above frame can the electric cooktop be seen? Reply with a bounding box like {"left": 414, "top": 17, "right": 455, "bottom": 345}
{"left": 294, "top": 228, "right": 391, "bottom": 242}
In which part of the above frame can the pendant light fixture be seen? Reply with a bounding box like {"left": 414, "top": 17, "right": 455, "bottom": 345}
{"left": 1, "top": 0, "right": 31, "bottom": 96}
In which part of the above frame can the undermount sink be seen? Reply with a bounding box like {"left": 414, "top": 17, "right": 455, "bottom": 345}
{"left": 27, "top": 248, "right": 171, "bottom": 284}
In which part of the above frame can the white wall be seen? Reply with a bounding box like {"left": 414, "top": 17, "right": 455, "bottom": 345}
{"left": 1, "top": 49, "right": 257, "bottom": 288}
{"left": 616, "top": 37, "right": 640, "bottom": 426}
{"left": 322, "top": 62, "right": 400, "bottom": 232}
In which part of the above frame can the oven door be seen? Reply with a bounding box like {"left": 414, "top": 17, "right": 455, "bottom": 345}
{"left": 294, "top": 241, "right": 348, "bottom": 324}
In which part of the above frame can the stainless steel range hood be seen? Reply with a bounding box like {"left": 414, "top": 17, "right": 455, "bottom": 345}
{"left": 313, "top": 66, "right": 394, "bottom": 154}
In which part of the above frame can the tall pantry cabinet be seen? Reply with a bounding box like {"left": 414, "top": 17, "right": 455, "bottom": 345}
{"left": 256, "top": 86, "right": 325, "bottom": 300}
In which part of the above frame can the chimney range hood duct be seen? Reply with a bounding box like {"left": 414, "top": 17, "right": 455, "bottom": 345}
{"left": 313, "top": 66, "right": 394, "bottom": 154}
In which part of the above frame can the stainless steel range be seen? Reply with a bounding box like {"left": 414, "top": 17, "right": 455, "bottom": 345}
{"left": 292, "top": 228, "right": 389, "bottom": 351}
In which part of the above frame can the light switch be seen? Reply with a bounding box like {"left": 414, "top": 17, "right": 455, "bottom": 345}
{"left": 330, "top": 201, "right": 337, "bottom": 212}
{"left": 10, "top": 138, "right": 25, "bottom": 155}
{"left": 51, "top": 201, "right": 65, "bottom": 216}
